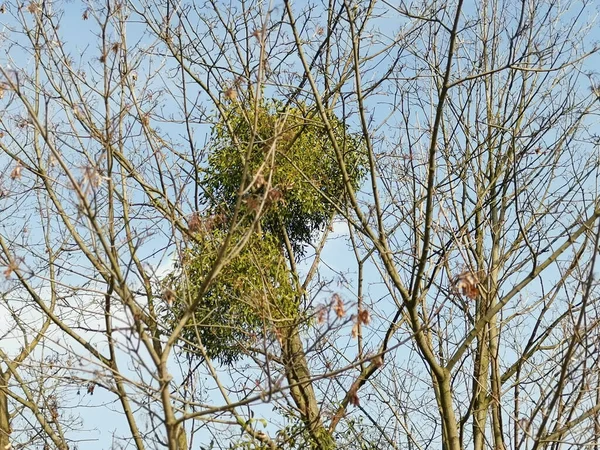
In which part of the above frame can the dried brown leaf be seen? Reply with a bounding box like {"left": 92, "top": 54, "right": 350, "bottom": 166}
{"left": 223, "top": 87, "right": 237, "bottom": 101}
{"left": 187, "top": 212, "right": 202, "bottom": 233}
{"left": 163, "top": 288, "right": 175, "bottom": 307}
{"left": 266, "top": 188, "right": 284, "bottom": 205}
{"left": 351, "top": 322, "right": 359, "bottom": 339}
{"left": 316, "top": 305, "right": 326, "bottom": 324}
{"left": 358, "top": 308, "right": 371, "bottom": 325}
{"left": 10, "top": 163, "right": 22, "bottom": 180}
{"left": 332, "top": 293, "right": 345, "bottom": 318}
{"left": 274, "top": 328, "right": 283, "bottom": 345}
{"left": 245, "top": 195, "right": 261, "bottom": 212}
{"left": 453, "top": 271, "right": 479, "bottom": 299}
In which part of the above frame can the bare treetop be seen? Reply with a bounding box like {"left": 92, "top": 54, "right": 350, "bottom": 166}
{"left": 0, "top": 1, "right": 599, "bottom": 449}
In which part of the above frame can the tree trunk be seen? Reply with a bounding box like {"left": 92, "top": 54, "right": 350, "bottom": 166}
{"left": 281, "top": 325, "right": 335, "bottom": 449}
{"left": 0, "top": 372, "right": 10, "bottom": 450}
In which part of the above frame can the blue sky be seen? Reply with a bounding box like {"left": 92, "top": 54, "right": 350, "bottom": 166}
{"left": 1, "top": 0, "right": 600, "bottom": 448}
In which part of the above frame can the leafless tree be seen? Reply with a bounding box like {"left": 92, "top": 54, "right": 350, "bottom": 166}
{"left": 0, "top": 0, "right": 599, "bottom": 449}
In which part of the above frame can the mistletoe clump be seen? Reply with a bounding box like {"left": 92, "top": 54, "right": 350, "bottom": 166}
{"left": 166, "top": 228, "right": 297, "bottom": 365}
{"left": 166, "top": 99, "right": 366, "bottom": 364}
{"left": 205, "top": 100, "right": 366, "bottom": 255}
